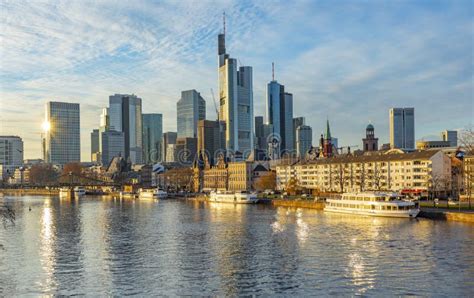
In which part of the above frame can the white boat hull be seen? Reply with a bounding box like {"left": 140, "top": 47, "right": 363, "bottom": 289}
{"left": 209, "top": 193, "right": 258, "bottom": 204}
{"left": 324, "top": 206, "right": 419, "bottom": 218}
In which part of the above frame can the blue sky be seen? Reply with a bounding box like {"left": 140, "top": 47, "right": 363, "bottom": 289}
{"left": 0, "top": 0, "right": 472, "bottom": 160}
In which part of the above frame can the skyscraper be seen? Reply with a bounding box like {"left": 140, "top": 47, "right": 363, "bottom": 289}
{"left": 175, "top": 137, "right": 197, "bottom": 164}
{"left": 197, "top": 120, "right": 225, "bottom": 164}
{"left": 296, "top": 125, "right": 312, "bottom": 159}
{"left": 441, "top": 130, "right": 457, "bottom": 147}
{"left": 218, "top": 18, "right": 253, "bottom": 156}
{"left": 101, "top": 131, "right": 125, "bottom": 166}
{"left": 254, "top": 116, "right": 265, "bottom": 151}
{"left": 0, "top": 136, "right": 23, "bottom": 178}
{"left": 91, "top": 129, "right": 100, "bottom": 162}
{"left": 44, "top": 101, "right": 80, "bottom": 164}
{"left": 266, "top": 78, "right": 294, "bottom": 156}
{"left": 177, "top": 90, "right": 206, "bottom": 138}
{"left": 293, "top": 117, "right": 305, "bottom": 150}
{"left": 109, "top": 94, "right": 143, "bottom": 164}
{"left": 142, "top": 113, "right": 163, "bottom": 164}
{"left": 162, "top": 132, "right": 177, "bottom": 162}
{"left": 389, "top": 108, "right": 415, "bottom": 149}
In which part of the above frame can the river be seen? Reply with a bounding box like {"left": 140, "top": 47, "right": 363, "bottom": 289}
{"left": 0, "top": 195, "right": 472, "bottom": 296}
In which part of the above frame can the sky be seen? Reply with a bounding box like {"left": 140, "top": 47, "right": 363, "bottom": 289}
{"left": 0, "top": 0, "right": 473, "bottom": 161}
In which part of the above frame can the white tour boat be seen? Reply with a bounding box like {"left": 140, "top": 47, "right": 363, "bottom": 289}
{"left": 139, "top": 188, "right": 168, "bottom": 199}
{"left": 209, "top": 191, "right": 258, "bottom": 204}
{"left": 73, "top": 186, "right": 86, "bottom": 196}
{"left": 325, "top": 192, "right": 420, "bottom": 218}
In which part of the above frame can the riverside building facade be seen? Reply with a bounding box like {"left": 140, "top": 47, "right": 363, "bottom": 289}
{"left": 276, "top": 150, "right": 451, "bottom": 196}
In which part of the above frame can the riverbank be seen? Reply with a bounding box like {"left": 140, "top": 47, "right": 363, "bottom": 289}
{"left": 0, "top": 188, "right": 59, "bottom": 196}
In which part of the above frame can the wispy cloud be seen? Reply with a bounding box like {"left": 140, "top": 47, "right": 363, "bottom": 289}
{"left": 0, "top": 0, "right": 472, "bottom": 159}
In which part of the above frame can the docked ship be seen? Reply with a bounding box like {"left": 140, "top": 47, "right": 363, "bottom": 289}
{"left": 73, "top": 186, "right": 86, "bottom": 196}
{"left": 208, "top": 191, "right": 258, "bottom": 204}
{"left": 59, "top": 187, "right": 72, "bottom": 198}
{"left": 325, "top": 192, "right": 419, "bottom": 218}
{"left": 138, "top": 188, "right": 168, "bottom": 199}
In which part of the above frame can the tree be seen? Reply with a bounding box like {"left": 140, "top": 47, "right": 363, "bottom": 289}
{"left": 459, "top": 126, "right": 474, "bottom": 154}
{"left": 254, "top": 171, "right": 276, "bottom": 191}
{"left": 29, "top": 164, "right": 58, "bottom": 185}
{"left": 285, "top": 177, "right": 299, "bottom": 196}
{"left": 60, "top": 162, "right": 84, "bottom": 184}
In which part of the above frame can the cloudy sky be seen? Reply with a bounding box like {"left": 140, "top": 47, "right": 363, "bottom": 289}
{"left": 1, "top": 0, "right": 472, "bottom": 160}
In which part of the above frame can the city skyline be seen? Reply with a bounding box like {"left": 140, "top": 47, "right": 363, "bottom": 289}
{"left": 1, "top": 1, "right": 472, "bottom": 160}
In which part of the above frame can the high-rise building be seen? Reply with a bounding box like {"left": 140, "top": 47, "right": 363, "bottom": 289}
{"left": 101, "top": 131, "right": 125, "bottom": 166}
{"left": 254, "top": 116, "right": 265, "bottom": 151}
{"left": 218, "top": 20, "right": 253, "bottom": 156}
{"left": 175, "top": 137, "right": 197, "bottom": 164}
{"left": 293, "top": 117, "right": 305, "bottom": 149}
{"left": 91, "top": 129, "right": 100, "bottom": 162}
{"left": 165, "top": 144, "right": 177, "bottom": 162}
{"left": 177, "top": 90, "right": 206, "bottom": 138}
{"left": 441, "top": 130, "right": 457, "bottom": 147}
{"left": 197, "top": 120, "right": 225, "bottom": 164}
{"left": 266, "top": 79, "right": 294, "bottom": 156}
{"left": 362, "top": 124, "right": 379, "bottom": 151}
{"left": 142, "top": 113, "right": 163, "bottom": 164}
{"left": 296, "top": 125, "right": 312, "bottom": 159}
{"left": 389, "top": 108, "right": 415, "bottom": 150}
{"left": 109, "top": 94, "right": 143, "bottom": 164}
{"left": 162, "top": 132, "right": 177, "bottom": 162}
{"left": 44, "top": 101, "right": 80, "bottom": 164}
{"left": 0, "top": 136, "right": 23, "bottom": 178}
{"left": 283, "top": 92, "right": 294, "bottom": 152}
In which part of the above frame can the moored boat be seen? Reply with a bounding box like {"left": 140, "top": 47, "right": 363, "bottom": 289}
{"left": 139, "top": 188, "right": 168, "bottom": 199}
{"left": 324, "top": 192, "right": 419, "bottom": 218}
{"left": 59, "top": 187, "right": 72, "bottom": 198}
{"left": 209, "top": 191, "right": 258, "bottom": 204}
{"left": 73, "top": 186, "right": 86, "bottom": 196}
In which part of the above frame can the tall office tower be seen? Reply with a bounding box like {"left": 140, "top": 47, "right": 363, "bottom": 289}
{"left": 441, "top": 130, "right": 457, "bottom": 147}
{"left": 0, "top": 136, "right": 23, "bottom": 178}
{"left": 109, "top": 94, "right": 143, "bottom": 164}
{"left": 218, "top": 18, "right": 254, "bottom": 156}
{"left": 266, "top": 78, "right": 294, "bottom": 155}
{"left": 283, "top": 92, "right": 294, "bottom": 152}
{"left": 175, "top": 137, "right": 197, "bottom": 164}
{"left": 293, "top": 117, "right": 305, "bottom": 149}
{"left": 98, "top": 108, "right": 109, "bottom": 156}
{"left": 101, "top": 131, "right": 125, "bottom": 166}
{"left": 162, "top": 132, "right": 177, "bottom": 162}
{"left": 44, "top": 102, "right": 80, "bottom": 164}
{"left": 363, "top": 124, "right": 379, "bottom": 151}
{"left": 91, "top": 129, "right": 100, "bottom": 162}
{"left": 197, "top": 120, "right": 225, "bottom": 164}
{"left": 142, "top": 113, "right": 163, "bottom": 164}
{"left": 177, "top": 90, "right": 206, "bottom": 138}
{"left": 389, "top": 108, "right": 415, "bottom": 149}
{"left": 254, "top": 116, "right": 265, "bottom": 150}
{"left": 296, "top": 125, "right": 312, "bottom": 159}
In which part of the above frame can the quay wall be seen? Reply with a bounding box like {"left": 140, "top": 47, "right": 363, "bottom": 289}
{"left": 419, "top": 209, "right": 474, "bottom": 223}
{"left": 0, "top": 188, "right": 59, "bottom": 196}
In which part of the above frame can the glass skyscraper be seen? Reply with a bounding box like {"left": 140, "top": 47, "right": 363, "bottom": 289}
{"left": 142, "top": 113, "right": 163, "bottom": 164}
{"left": 109, "top": 94, "right": 143, "bottom": 164}
{"left": 177, "top": 90, "right": 205, "bottom": 139}
{"left": 44, "top": 101, "right": 80, "bottom": 164}
{"left": 218, "top": 25, "right": 254, "bottom": 156}
{"left": 389, "top": 108, "right": 415, "bottom": 150}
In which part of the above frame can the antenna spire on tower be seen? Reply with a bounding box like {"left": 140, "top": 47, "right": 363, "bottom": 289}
{"left": 223, "top": 11, "right": 226, "bottom": 35}
{"left": 272, "top": 62, "right": 275, "bottom": 81}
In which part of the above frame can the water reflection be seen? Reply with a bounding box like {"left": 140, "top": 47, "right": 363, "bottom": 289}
{"left": 0, "top": 196, "right": 473, "bottom": 296}
{"left": 39, "top": 200, "right": 56, "bottom": 293}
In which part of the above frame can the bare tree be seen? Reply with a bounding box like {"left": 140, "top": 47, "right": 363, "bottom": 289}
{"left": 459, "top": 126, "right": 474, "bottom": 154}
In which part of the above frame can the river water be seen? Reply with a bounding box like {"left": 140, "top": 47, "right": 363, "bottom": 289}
{"left": 0, "top": 195, "right": 473, "bottom": 296}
